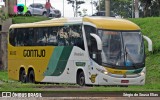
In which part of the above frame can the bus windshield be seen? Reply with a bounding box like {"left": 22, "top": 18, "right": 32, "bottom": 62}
{"left": 97, "top": 30, "right": 144, "bottom": 69}
{"left": 122, "top": 32, "right": 144, "bottom": 67}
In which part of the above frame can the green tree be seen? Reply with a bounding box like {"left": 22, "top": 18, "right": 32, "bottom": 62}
{"left": 96, "top": 0, "right": 105, "bottom": 11}
{"left": 139, "top": 0, "right": 151, "bottom": 17}
{"left": 96, "top": 0, "right": 132, "bottom": 18}
{"left": 140, "top": 0, "right": 160, "bottom": 17}
{"left": 77, "top": 11, "right": 82, "bottom": 16}
{"left": 82, "top": 8, "right": 88, "bottom": 16}
{"left": 0, "top": 9, "right": 7, "bottom": 22}
{"left": 96, "top": 0, "right": 160, "bottom": 17}
{"left": 67, "top": 0, "right": 85, "bottom": 17}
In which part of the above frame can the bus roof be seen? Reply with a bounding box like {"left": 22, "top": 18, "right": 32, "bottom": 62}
{"left": 83, "top": 17, "right": 140, "bottom": 30}
{"left": 9, "top": 17, "right": 140, "bottom": 30}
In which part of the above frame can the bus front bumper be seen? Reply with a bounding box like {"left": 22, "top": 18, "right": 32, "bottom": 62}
{"left": 98, "top": 73, "right": 145, "bottom": 85}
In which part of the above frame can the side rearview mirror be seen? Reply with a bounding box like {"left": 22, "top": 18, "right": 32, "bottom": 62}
{"left": 90, "top": 33, "right": 102, "bottom": 51}
{"left": 143, "top": 35, "right": 152, "bottom": 52}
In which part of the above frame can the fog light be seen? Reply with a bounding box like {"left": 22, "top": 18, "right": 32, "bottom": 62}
{"left": 140, "top": 72, "right": 145, "bottom": 76}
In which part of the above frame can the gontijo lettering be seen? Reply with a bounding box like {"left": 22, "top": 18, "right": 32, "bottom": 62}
{"left": 23, "top": 49, "right": 45, "bottom": 57}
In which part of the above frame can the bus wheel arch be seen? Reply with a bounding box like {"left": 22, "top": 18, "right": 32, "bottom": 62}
{"left": 76, "top": 69, "right": 85, "bottom": 86}
{"left": 28, "top": 68, "right": 35, "bottom": 83}
{"left": 19, "top": 67, "right": 27, "bottom": 83}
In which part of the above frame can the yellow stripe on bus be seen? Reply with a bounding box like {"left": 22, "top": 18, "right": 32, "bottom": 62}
{"left": 105, "top": 67, "right": 127, "bottom": 75}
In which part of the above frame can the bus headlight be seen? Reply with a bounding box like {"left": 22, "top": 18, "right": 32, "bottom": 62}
{"left": 96, "top": 68, "right": 108, "bottom": 75}
{"left": 103, "top": 71, "right": 108, "bottom": 75}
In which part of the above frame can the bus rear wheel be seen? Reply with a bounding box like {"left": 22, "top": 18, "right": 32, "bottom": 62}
{"left": 20, "top": 70, "right": 26, "bottom": 83}
{"left": 28, "top": 70, "right": 35, "bottom": 83}
{"left": 77, "top": 71, "right": 85, "bottom": 86}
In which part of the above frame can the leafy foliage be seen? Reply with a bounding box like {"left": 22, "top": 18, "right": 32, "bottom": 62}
{"left": 96, "top": 0, "right": 160, "bottom": 17}
{"left": 129, "top": 17, "right": 160, "bottom": 52}
{"left": 67, "top": 0, "right": 85, "bottom": 17}
{"left": 97, "top": 0, "right": 133, "bottom": 18}
{"left": 139, "top": 0, "right": 160, "bottom": 17}
{"left": 12, "top": 16, "right": 50, "bottom": 24}
{"left": 0, "top": 9, "right": 8, "bottom": 21}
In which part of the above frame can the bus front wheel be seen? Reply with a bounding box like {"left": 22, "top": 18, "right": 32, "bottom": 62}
{"left": 28, "top": 70, "right": 35, "bottom": 83}
{"left": 77, "top": 71, "right": 85, "bottom": 86}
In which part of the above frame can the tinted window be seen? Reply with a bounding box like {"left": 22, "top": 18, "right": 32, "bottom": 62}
{"left": 9, "top": 25, "right": 84, "bottom": 50}
{"left": 57, "top": 25, "right": 84, "bottom": 50}
{"left": 84, "top": 25, "right": 96, "bottom": 50}
{"left": 68, "top": 25, "right": 84, "bottom": 50}
{"left": 9, "top": 29, "right": 15, "bottom": 46}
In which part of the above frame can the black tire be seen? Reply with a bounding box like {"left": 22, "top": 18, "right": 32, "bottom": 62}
{"left": 20, "top": 70, "right": 26, "bottom": 83}
{"left": 77, "top": 71, "right": 85, "bottom": 86}
{"left": 26, "top": 11, "right": 32, "bottom": 16}
{"left": 43, "top": 12, "right": 47, "bottom": 17}
{"left": 28, "top": 70, "right": 35, "bottom": 83}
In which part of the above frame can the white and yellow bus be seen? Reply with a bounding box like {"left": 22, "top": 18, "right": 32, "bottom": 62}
{"left": 8, "top": 17, "right": 147, "bottom": 85}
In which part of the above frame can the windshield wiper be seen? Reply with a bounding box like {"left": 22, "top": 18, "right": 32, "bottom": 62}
{"left": 125, "top": 46, "right": 138, "bottom": 69}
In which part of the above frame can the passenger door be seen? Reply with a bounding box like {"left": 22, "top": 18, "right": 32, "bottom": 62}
{"left": 83, "top": 25, "right": 100, "bottom": 85}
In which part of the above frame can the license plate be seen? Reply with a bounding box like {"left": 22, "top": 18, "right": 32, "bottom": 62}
{"left": 121, "top": 80, "right": 129, "bottom": 83}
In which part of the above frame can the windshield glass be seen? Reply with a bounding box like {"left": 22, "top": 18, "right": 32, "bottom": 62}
{"left": 122, "top": 32, "right": 144, "bottom": 67}
{"left": 98, "top": 30, "right": 124, "bottom": 66}
{"left": 97, "top": 30, "right": 144, "bottom": 69}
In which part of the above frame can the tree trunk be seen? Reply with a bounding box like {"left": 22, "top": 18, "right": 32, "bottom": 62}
{"left": 8, "top": 0, "right": 17, "bottom": 15}
{"left": 105, "top": 0, "right": 110, "bottom": 17}
{"left": 135, "top": 0, "right": 139, "bottom": 18}
{"left": 0, "top": 32, "right": 7, "bottom": 70}
{"left": 143, "top": 3, "right": 149, "bottom": 17}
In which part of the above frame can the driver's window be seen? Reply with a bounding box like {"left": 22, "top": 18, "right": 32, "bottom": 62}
{"left": 84, "top": 25, "right": 98, "bottom": 59}
{"left": 84, "top": 25, "right": 96, "bottom": 48}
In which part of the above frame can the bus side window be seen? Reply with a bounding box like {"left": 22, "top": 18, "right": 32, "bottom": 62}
{"left": 16, "top": 28, "right": 25, "bottom": 46}
{"left": 68, "top": 25, "right": 84, "bottom": 50}
{"left": 47, "top": 27, "right": 58, "bottom": 46}
{"left": 57, "top": 26, "right": 69, "bottom": 46}
{"left": 9, "top": 28, "right": 16, "bottom": 46}
{"left": 33, "top": 28, "right": 38, "bottom": 46}
{"left": 23, "top": 28, "right": 34, "bottom": 46}
{"left": 36, "top": 27, "right": 48, "bottom": 46}
{"left": 16, "top": 29, "right": 20, "bottom": 46}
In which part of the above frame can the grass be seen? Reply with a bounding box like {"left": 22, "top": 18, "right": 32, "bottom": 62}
{"left": 89, "top": 85, "right": 160, "bottom": 91}
{"left": 145, "top": 53, "right": 160, "bottom": 84}
{"left": 129, "top": 17, "right": 160, "bottom": 52}
{"left": 12, "top": 16, "right": 51, "bottom": 24}
{"left": 0, "top": 83, "right": 35, "bottom": 91}
{"left": 0, "top": 71, "right": 81, "bottom": 91}
{"left": 0, "top": 16, "right": 160, "bottom": 91}
{"left": 0, "top": 71, "right": 8, "bottom": 82}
